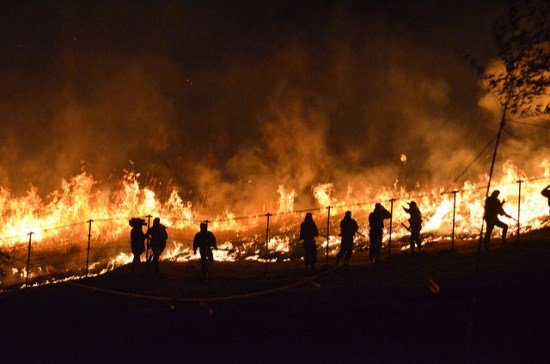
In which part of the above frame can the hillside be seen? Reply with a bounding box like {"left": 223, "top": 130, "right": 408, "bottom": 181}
{"left": 0, "top": 228, "right": 548, "bottom": 363}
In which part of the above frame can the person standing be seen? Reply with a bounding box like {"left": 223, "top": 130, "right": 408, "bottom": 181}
{"left": 368, "top": 203, "right": 391, "bottom": 263}
{"left": 299, "top": 212, "right": 319, "bottom": 272}
{"left": 336, "top": 211, "right": 359, "bottom": 266}
{"left": 146, "top": 217, "right": 168, "bottom": 274}
{"left": 483, "top": 190, "right": 511, "bottom": 250}
{"left": 542, "top": 185, "right": 550, "bottom": 212}
{"left": 403, "top": 201, "right": 423, "bottom": 252}
{"left": 193, "top": 222, "right": 217, "bottom": 281}
{"left": 129, "top": 217, "right": 147, "bottom": 271}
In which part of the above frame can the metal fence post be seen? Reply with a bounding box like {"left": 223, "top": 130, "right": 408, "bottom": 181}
{"left": 517, "top": 180, "right": 523, "bottom": 243}
{"left": 26, "top": 232, "right": 34, "bottom": 287}
{"left": 146, "top": 215, "right": 152, "bottom": 269}
{"left": 325, "top": 206, "right": 331, "bottom": 266}
{"left": 85, "top": 219, "right": 93, "bottom": 277}
{"left": 452, "top": 190, "right": 458, "bottom": 251}
{"left": 264, "top": 213, "right": 272, "bottom": 275}
{"left": 388, "top": 198, "right": 395, "bottom": 259}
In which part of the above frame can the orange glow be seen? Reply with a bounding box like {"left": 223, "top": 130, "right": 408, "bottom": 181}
{"left": 0, "top": 160, "right": 549, "bottom": 287}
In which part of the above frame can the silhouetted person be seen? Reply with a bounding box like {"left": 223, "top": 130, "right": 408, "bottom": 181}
{"left": 368, "top": 203, "right": 391, "bottom": 263}
{"left": 193, "top": 222, "right": 217, "bottom": 280}
{"left": 483, "top": 190, "right": 511, "bottom": 250}
{"left": 336, "top": 211, "right": 359, "bottom": 266}
{"left": 403, "top": 201, "right": 423, "bottom": 252}
{"left": 542, "top": 185, "right": 550, "bottom": 211}
{"left": 299, "top": 212, "right": 319, "bottom": 272}
{"left": 146, "top": 217, "right": 168, "bottom": 274}
{"left": 129, "top": 217, "right": 147, "bottom": 271}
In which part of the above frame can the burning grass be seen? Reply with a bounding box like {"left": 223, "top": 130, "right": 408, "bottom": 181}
{"left": 0, "top": 161, "right": 549, "bottom": 289}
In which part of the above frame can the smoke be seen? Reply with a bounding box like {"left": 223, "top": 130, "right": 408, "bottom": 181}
{"left": 1, "top": 0, "right": 547, "bottom": 216}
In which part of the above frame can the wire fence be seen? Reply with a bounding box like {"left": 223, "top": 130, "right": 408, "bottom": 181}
{"left": 0, "top": 174, "right": 548, "bottom": 292}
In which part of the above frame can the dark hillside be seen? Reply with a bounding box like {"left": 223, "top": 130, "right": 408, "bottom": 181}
{"left": 0, "top": 228, "right": 548, "bottom": 363}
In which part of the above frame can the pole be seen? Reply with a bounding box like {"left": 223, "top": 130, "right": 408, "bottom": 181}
{"left": 388, "top": 198, "right": 395, "bottom": 260}
{"left": 264, "top": 213, "right": 272, "bottom": 276}
{"left": 517, "top": 180, "right": 522, "bottom": 243}
{"left": 452, "top": 191, "right": 458, "bottom": 251}
{"left": 85, "top": 219, "right": 93, "bottom": 277}
{"left": 478, "top": 77, "right": 514, "bottom": 254}
{"left": 469, "top": 73, "right": 516, "bottom": 362}
{"left": 145, "top": 215, "right": 152, "bottom": 268}
{"left": 26, "top": 232, "right": 33, "bottom": 287}
{"left": 325, "top": 206, "right": 331, "bottom": 267}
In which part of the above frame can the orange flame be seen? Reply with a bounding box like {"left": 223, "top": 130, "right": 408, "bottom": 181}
{"left": 0, "top": 160, "right": 549, "bottom": 287}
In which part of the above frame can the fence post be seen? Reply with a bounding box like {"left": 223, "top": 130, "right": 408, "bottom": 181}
{"left": 264, "top": 213, "right": 272, "bottom": 276}
{"left": 26, "top": 232, "right": 34, "bottom": 287}
{"left": 85, "top": 219, "right": 93, "bottom": 277}
{"left": 146, "top": 215, "right": 152, "bottom": 269}
{"left": 452, "top": 190, "right": 458, "bottom": 251}
{"left": 517, "top": 180, "right": 523, "bottom": 243}
{"left": 325, "top": 206, "right": 331, "bottom": 267}
{"left": 388, "top": 198, "right": 396, "bottom": 260}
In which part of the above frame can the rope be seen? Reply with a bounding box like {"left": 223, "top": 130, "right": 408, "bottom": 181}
{"left": 441, "top": 133, "right": 498, "bottom": 195}
{"left": 66, "top": 265, "right": 341, "bottom": 303}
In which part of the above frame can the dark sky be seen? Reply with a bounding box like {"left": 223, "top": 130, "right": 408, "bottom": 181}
{"left": 0, "top": 0, "right": 547, "bottom": 212}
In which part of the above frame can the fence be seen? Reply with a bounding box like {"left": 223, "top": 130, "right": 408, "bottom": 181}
{"left": 0, "top": 175, "right": 548, "bottom": 291}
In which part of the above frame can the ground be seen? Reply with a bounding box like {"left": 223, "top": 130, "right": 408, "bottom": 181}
{"left": 0, "top": 228, "right": 548, "bottom": 363}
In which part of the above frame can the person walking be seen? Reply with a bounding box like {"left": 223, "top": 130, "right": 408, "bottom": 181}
{"left": 483, "top": 190, "right": 511, "bottom": 250}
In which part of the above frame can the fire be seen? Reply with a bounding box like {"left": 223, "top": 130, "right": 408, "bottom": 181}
{"left": 423, "top": 197, "right": 452, "bottom": 231}
{"left": 0, "top": 160, "right": 549, "bottom": 288}
{"left": 313, "top": 183, "right": 336, "bottom": 210}
{"left": 277, "top": 185, "right": 295, "bottom": 213}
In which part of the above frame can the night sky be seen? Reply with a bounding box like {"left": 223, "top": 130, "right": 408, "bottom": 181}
{"left": 1, "top": 0, "right": 548, "bottom": 212}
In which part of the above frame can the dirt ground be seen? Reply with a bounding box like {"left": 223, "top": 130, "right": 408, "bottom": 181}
{"left": 0, "top": 228, "right": 548, "bottom": 363}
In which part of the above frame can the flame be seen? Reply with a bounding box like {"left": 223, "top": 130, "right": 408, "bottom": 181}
{"left": 0, "top": 160, "right": 549, "bottom": 288}
{"left": 313, "top": 183, "right": 337, "bottom": 212}
{"left": 277, "top": 185, "right": 295, "bottom": 213}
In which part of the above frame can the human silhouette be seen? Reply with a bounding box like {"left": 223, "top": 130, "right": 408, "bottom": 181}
{"left": 336, "top": 211, "right": 359, "bottom": 266}
{"left": 403, "top": 201, "right": 423, "bottom": 252}
{"left": 542, "top": 185, "right": 550, "bottom": 211}
{"left": 368, "top": 203, "right": 391, "bottom": 263}
{"left": 193, "top": 222, "right": 217, "bottom": 281}
{"left": 146, "top": 217, "right": 168, "bottom": 274}
{"left": 483, "top": 190, "right": 511, "bottom": 250}
{"left": 299, "top": 212, "right": 319, "bottom": 272}
{"left": 129, "top": 217, "right": 147, "bottom": 271}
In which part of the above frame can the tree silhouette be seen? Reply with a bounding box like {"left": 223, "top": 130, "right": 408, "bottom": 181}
{"left": 468, "top": 0, "right": 550, "bottom": 118}
{"left": 465, "top": 0, "right": 550, "bottom": 254}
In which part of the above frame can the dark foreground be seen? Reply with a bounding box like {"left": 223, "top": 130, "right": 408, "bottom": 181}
{"left": 1, "top": 229, "right": 549, "bottom": 363}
